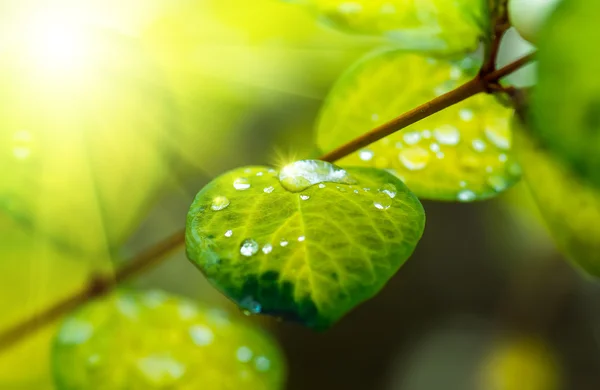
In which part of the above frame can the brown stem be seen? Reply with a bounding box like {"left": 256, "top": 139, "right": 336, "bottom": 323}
{"left": 0, "top": 53, "right": 535, "bottom": 353}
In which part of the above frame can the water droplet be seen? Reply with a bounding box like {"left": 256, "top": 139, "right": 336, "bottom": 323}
{"left": 58, "top": 319, "right": 94, "bottom": 345}
{"left": 433, "top": 125, "right": 460, "bottom": 145}
{"left": 380, "top": 183, "right": 397, "bottom": 198}
{"left": 263, "top": 186, "right": 274, "bottom": 194}
{"left": 255, "top": 356, "right": 271, "bottom": 372}
{"left": 236, "top": 346, "right": 254, "bottom": 363}
{"left": 224, "top": 230, "right": 233, "bottom": 237}
{"left": 353, "top": 189, "right": 359, "bottom": 194}
{"left": 268, "top": 169, "right": 276, "bottom": 175}
{"left": 459, "top": 109, "right": 474, "bottom": 122}
{"left": 371, "top": 113, "right": 380, "bottom": 121}
{"left": 359, "top": 149, "right": 374, "bottom": 161}
{"left": 436, "top": 152, "right": 445, "bottom": 159}
{"left": 399, "top": 147, "right": 430, "bottom": 171}
{"left": 421, "top": 130, "right": 432, "bottom": 139}
{"left": 298, "top": 236, "right": 305, "bottom": 242}
{"left": 471, "top": 139, "right": 487, "bottom": 152}
{"left": 279, "top": 160, "right": 356, "bottom": 192}
{"left": 457, "top": 190, "right": 477, "bottom": 202}
{"left": 429, "top": 143, "right": 441, "bottom": 153}
{"left": 143, "top": 291, "right": 168, "bottom": 308}
{"left": 363, "top": 187, "right": 371, "bottom": 192}
{"left": 178, "top": 302, "right": 198, "bottom": 320}
{"left": 374, "top": 193, "right": 392, "bottom": 210}
{"left": 240, "top": 239, "right": 259, "bottom": 257}
{"left": 318, "top": 183, "right": 326, "bottom": 189}
{"left": 499, "top": 153, "right": 508, "bottom": 162}
{"left": 299, "top": 194, "right": 310, "bottom": 200}
{"left": 189, "top": 325, "right": 214, "bottom": 346}
{"left": 484, "top": 126, "right": 510, "bottom": 150}
{"left": 240, "top": 296, "right": 262, "bottom": 314}
{"left": 450, "top": 66, "right": 463, "bottom": 80}
{"left": 403, "top": 131, "right": 421, "bottom": 145}
{"left": 487, "top": 175, "right": 507, "bottom": 192}
{"left": 280, "top": 239, "right": 289, "bottom": 247}
{"left": 137, "top": 354, "right": 186, "bottom": 385}
{"left": 211, "top": 196, "right": 230, "bottom": 211}
{"left": 262, "top": 244, "right": 273, "bottom": 254}
{"left": 256, "top": 171, "right": 264, "bottom": 176}
{"left": 233, "top": 177, "right": 251, "bottom": 190}
{"left": 459, "top": 181, "right": 467, "bottom": 188}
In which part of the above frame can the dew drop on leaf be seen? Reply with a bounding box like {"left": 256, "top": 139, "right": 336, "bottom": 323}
{"left": 240, "top": 239, "right": 259, "bottom": 257}
{"left": 457, "top": 190, "right": 477, "bottom": 202}
{"left": 433, "top": 125, "right": 461, "bottom": 145}
{"left": 262, "top": 243, "right": 273, "bottom": 254}
{"left": 380, "top": 183, "right": 397, "bottom": 198}
{"left": 398, "top": 147, "right": 430, "bottom": 171}
{"left": 211, "top": 196, "right": 230, "bottom": 211}
{"left": 373, "top": 193, "right": 393, "bottom": 210}
{"left": 278, "top": 160, "right": 357, "bottom": 192}
{"left": 233, "top": 178, "right": 251, "bottom": 190}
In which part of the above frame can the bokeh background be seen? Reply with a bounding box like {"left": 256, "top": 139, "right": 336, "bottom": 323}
{"left": 1, "top": 0, "right": 599, "bottom": 389}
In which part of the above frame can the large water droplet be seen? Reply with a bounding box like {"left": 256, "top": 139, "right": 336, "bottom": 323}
{"left": 373, "top": 193, "right": 392, "bottom": 210}
{"left": 279, "top": 160, "right": 357, "bottom": 192}
{"left": 457, "top": 190, "right": 477, "bottom": 202}
{"left": 379, "top": 183, "right": 397, "bottom": 198}
{"left": 262, "top": 243, "right": 273, "bottom": 254}
{"left": 233, "top": 177, "right": 251, "bottom": 190}
{"left": 403, "top": 131, "right": 421, "bottom": 145}
{"left": 484, "top": 126, "right": 510, "bottom": 150}
{"left": 211, "top": 196, "right": 230, "bottom": 211}
{"left": 240, "top": 239, "right": 259, "bottom": 257}
{"left": 399, "top": 147, "right": 430, "bottom": 171}
{"left": 359, "top": 149, "right": 374, "bottom": 161}
{"left": 433, "top": 125, "right": 460, "bottom": 145}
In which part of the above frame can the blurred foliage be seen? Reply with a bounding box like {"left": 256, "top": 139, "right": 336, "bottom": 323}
{"left": 52, "top": 290, "right": 286, "bottom": 390}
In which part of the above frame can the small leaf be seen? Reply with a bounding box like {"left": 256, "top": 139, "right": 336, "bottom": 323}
{"left": 317, "top": 50, "right": 520, "bottom": 201}
{"left": 52, "top": 290, "right": 286, "bottom": 390}
{"left": 513, "top": 121, "right": 600, "bottom": 277}
{"left": 285, "top": 0, "right": 491, "bottom": 54}
{"left": 531, "top": 0, "right": 600, "bottom": 187}
{"left": 185, "top": 160, "right": 425, "bottom": 329}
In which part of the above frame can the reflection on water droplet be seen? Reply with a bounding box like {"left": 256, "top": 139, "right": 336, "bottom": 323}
{"left": 255, "top": 356, "right": 271, "bottom": 372}
{"left": 280, "top": 239, "right": 289, "bottom": 247}
{"left": 298, "top": 236, "right": 305, "bottom": 242}
{"left": 459, "top": 109, "right": 474, "bottom": 122}
{"left": 240, "top": 239, "right": 259, "bottom": 257}
{"left": 487, "top": 175, "right": 507, "bottom": 192}
{"left": 189, "top": 325, "right": 214, "bottom": 346}
{"left": 430, "top": 143, "right": 441, "bottom": 153}
{"left": 299, "top": 194, "right": 310, "bottom": 200}
{"left": 262, "top": 243, "right": 273, "bottom": 254}
{"left": 318, "top": 183, "right": 326, "bottom": 189}
{"left": 403, "top": 131, "right": 421, "bottom": 145}
{"left": 58, "top": 319, "right": 94, "bottom": 345}
{"left": 450, "top": 66, "right": 462, "bottom": 80}
{"left": 137, "top": 354, "right": 186, "bottom": 385}
{"left": 499, "top": 154, "right": 508, "bottom": 162}
{"left": 240, "top": 296, "right": 262, "bottom": 314}
{"left": 233, "top": 178, "right": 251, "bottom": 190}
{"left": 256, "top": 171, "right": 264, "bottom": 176}
{"left": 472, "top": 139, "right": 486, "bottom": 152}
{"left": 224, "top": 230, "right": 233, "bottom": 238}
{"left": 484, "top": 126, "right": 510, "bottom": 150}
{"left": 263, "top": 186, "right": 274, "bottom": 193}
{"left": 421, "top": 130, "right": 432, "bottom": 139}
{"left": 457, "top": 190, "right": 476, "bottom": 202}
{"left": 459, "top": 181, "right": 467, "bottom": 188}
{"left": 436, "top": 152, "right": 445, "bottom": 159}
{"left": 279, "top": 160, "right": 357, "bottom": 192}
{"left": 371, "top": 113, "right": 380, "bottom": 121}
{"left": 359, "top": 149, "right": 374, "bottom": 161}
{"left": 236, "top": 346, "right": 254, "bottom": 363}
{"left": 380, "top": 183, "right": 397, "bottom": 198}
{"left": 211, "top": 196, "right": 230, "bottom": 211}
{"left": 399, "top": 147, "right": 430, "bottom": 171}
{"left": 353, "top": 189, "right": 359, "bottom": 194}
{"left": 434, "top": 125, "right": 460, "bottom": 145}
{"left": 374, "top": 193, "right": 392, "bottom": 210}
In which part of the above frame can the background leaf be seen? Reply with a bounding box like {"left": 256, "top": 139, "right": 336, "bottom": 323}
{"left": 283, "top": 0, "right": 491, "bottom": 54}
{"left": 317, "top": 50, "right": 520, "bottom": 201}
{"left": 531, "top": 0, "right": 600, "bottom": 187}
{"left": 52, "top": 290, "right": 286, "bottom": 390}
{"left": 513, "top": 120, "right": 600, "bottom": 277}
{"left": 185, "top": 161, "right": 425, "bottom": 329}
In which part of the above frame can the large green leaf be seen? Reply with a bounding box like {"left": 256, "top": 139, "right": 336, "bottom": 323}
{"left": 513, "top": 121, "right": 600, "bottom": 277}
{"left": 52, "top": 290, "right": 286, "bottom": 390}
{"left": 317, "top": 50, "right": 520, "bottom": 202}
{"left": 531, "top": 0, "right": 600, "bottom": 187}
{"left": 284, "top": 0, "right": 490, "bottom": 54}
{"left": 186, "top": 160, "right": 425, "bottom": 329}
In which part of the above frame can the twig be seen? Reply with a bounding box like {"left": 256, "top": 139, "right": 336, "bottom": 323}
{"left": 0, "top": 51, "right": 535, "bottom": 353}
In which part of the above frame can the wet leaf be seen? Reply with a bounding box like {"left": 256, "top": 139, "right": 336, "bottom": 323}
{"left": 531, "top": 0, "right": 600, "bottom": 187}
{"left": 317, "top": 50, "right": 520, "bottom": 201}
{"left": 284, "top": 0, "right": 491, "bottom": 54}
{"left": 185, "top": 160, "right": 425, "bottom": 329}
{"left": 513, "top": 121, "right": 600, "bottom": 277}
{"left": 52, "top": 290, "right": 286, "bottom": 390}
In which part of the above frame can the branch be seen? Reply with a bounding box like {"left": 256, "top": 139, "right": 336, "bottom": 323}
{"left": 0, "top": 53, "right": 536, "bottom": 353}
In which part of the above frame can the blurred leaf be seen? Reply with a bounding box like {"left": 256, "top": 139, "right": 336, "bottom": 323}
{"left": 185, "top": 160, "right": 424, "bottom": 329}
{"left": 283, "top": 0, "right": 491, "bottom": 54}
{"left": 531, "top": 0, "right": 600, "bottom": 187}
{"left": 513, "top": 121, "right": 600, "bottom": 277}
{"left": 317, "top": 50, "right": 520, "bottom": 201}
{"left": 52, "top": 290, "right": 286, "bottom": 390}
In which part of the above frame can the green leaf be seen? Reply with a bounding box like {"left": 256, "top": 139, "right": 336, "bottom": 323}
{"left": 531, "top": 0, "right": 600, "bottom": 187}
{"left": 185, "top": 160, "right": 425, "bottom": 329}
{"left": 52, "top": 290, "right": 286, "bottom": 390}
{"left": 513, "top": 121, "right": 600, "bottom": 277}
{"left": 284, "top": 0, "right": 491, "bottom": 54}
{"left": 317, "top": 50, "right": 521, "bottom": 201}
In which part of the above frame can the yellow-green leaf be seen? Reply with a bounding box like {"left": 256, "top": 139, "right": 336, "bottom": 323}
{"left": 513, "top": 121, "right": 600, "bottom": 277}
{"left": 284, "top": 0, "right": 490, "bottom": 54}
{"left": 531, "top": 0, "right": 600, "bottom": 187}
{"left": 185, "top": 160, "right": 425, "bottom": 329}
{"left": 52, "top": 290, "right": 286, "bottom": 390}
{"left": 317, "top": 50, "right": 520, "bottom": 201}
